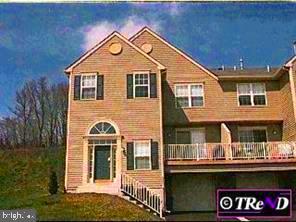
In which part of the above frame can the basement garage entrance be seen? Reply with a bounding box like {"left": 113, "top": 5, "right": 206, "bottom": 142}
{"left": 166, "top": 171, "right": 296, "bottom": 212}
{"left": 166, "top": 173, "right": 217, "bottom": 212}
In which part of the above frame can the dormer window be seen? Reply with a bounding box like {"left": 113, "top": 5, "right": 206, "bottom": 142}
{"left": 237, "top": 83, "right": 266, "bottom": 106}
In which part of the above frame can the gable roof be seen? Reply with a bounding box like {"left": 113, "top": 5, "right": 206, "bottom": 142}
{"left": 130, "top": 26, "right": 219, "bottom": 80}
{"left": 65, "top": 31, "right": 165, "bottom": 74}
{"left": 284, "top": 55, "right": 296, "bottom": 67}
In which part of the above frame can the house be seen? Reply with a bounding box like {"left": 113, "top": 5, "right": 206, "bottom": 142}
{"left": 64, "top": 27, "right": 296, "bottom": 217}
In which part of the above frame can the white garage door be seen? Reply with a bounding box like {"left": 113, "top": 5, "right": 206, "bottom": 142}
{"left": 169, "top": 174, "right": 216, "bottom": 212}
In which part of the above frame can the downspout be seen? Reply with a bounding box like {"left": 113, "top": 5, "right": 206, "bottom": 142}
{"left": 158, "top": 68, "right": 166, "bottom": 218}
{"left": 288, "top": 66, "right": 296, "bottom": 132}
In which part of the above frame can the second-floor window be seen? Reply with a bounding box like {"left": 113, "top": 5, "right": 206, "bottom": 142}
{"left": 134, "top": 74, "right": 149, "bottom": 97}
{"left": 81, "top": 75, "right": 97, "bottom": 100}
{"left": 127, "top": 72, "right": 157, "bottom": 99}
{"left": 175, "top": 84, "right": 204, "bottom": 108}
{"left": 237, "top": 83, "right": 266, "bottom": 106}
{"left": 73, "top": 73, "right": 104, "bottom": 101}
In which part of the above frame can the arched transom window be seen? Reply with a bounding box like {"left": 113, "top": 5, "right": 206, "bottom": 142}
{"left": 89, "top": 122, "right": 117, "bottom": 135}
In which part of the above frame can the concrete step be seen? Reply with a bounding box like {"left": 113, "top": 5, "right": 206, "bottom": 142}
{"left": 120, "top": 192, "right": 160, "bottom": 217}
{"left": 130, "top": 200, "right": 138, "bottom": 204}
{"left": 122, "top": 195, "right": 131, "bottom": 201}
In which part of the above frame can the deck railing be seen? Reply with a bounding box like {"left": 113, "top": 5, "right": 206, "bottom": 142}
{"left": 121, "top": 173, "right": 162, "bottom": 216}
{"left": 165, "top": 142, "right": 296, "bottom": 161}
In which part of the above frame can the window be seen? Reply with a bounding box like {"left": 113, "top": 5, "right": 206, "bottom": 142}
{"left": 89, "top": 122, "right": 116, "bottom": 135}
{"left": 134, "top": 141, "right": 151, "bottom": 170}
{"left": 81, "top": 75, "right": 97, "bottom": 100}
{"left": 175, "top": 84, "right": 204, "bottom": 108}
{"left": 134, "top": 73, "right": 149, "bottom": 97}
{"left": 237, "top": 83, "right": 266, "bottom": 106}
{"left": 238, "top": 128, "right": 267, "bottom": 143}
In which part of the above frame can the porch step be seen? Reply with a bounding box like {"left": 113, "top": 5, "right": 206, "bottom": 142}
{"left": 76, "top": 181, "right": 120, "bottom": 195}
{"left": 121, "top": 195, "right": 131, "bottom": 201}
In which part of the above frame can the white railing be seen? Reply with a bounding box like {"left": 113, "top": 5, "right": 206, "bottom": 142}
{"left": 121, "top": 173, "right": 162, "bottom": 216}
{"left": 165, "top": 142, "right": 296, "bottom": 161}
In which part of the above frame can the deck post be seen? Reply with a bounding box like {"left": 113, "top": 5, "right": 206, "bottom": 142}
{"left": 262, "top": 142, "right": 267, "bottom": 159}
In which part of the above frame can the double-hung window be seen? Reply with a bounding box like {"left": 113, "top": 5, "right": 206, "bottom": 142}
{"left": 81, "top": 75, "right": 97, "bottom": 100}
{"left": 237, "top": 83, "right": 266, "bottom": 106}
{"left": 134, "top": 141, "right": 151, "bottom": 170}
{"left": 134, "top": 73, "right": 149, "bottom": 97}
{"left": 175, "top": 84, "right": 204, "bottom": 108}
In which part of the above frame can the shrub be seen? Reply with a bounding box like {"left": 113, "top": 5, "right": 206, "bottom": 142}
{"left": 48, "top": 169, "right": 59, "bottom": 195}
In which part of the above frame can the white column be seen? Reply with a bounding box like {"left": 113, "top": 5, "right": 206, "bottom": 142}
{"left": 82, "top": 139, "right": 89, "bottom": 185}
{"left": 115, "top": 137, "right": 122, "bottom": 192}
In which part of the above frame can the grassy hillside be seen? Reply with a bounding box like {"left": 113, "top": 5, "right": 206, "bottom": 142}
{"left": 0, "top": 148, "right": 159, "bottom": 221}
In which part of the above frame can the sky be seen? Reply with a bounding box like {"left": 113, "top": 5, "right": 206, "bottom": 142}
{"left": 0, "top": 3, "right": 296, "bottom": 116}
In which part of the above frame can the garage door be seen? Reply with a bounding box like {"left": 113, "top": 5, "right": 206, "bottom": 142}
{"left": 167, "top": 174, "right": 216, "bottom": 212}
{"left": 236, "top": 172, "right": 278, "bottom": 188}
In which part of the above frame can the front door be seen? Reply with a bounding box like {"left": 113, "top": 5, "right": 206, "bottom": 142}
{"left": 94, "top": 146, "right": 111, "bottom": 180}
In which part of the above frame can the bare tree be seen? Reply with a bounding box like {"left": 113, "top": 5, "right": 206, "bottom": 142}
{"left": 11, "top": 84, "right": 32, "bottom": 147}
{"left": 56, "top": 83, "right": 68, "bottom": 145}
{"left": 0, "top": 117, "right": 19, "bottom": 148}
{"left": 28, "top": 77, "right": 48, "bottom": 147}
{"left": 0, "top": 76, "right": 68, "bottom": 149}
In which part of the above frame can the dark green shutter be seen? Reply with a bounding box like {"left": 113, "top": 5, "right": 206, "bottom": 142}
{"left": 97, "top": 75, "right": 104, "bottom": 100}
{"left": 74, "top": 75, "right": 81, "bottom": 100}
{"left": 151, "top": 141, "right": 159, "bottom": 170}
{"left": 127, "top": 142, "right": 134, "bottom": 170}
{"left": 127, "top": 74, "right": 133, "bottom": 99}
{"left": 150, "top": 73, "right": 157, "bottom": 98}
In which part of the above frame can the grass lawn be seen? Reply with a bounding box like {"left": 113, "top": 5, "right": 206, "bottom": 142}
{"left": 0, "top": 148, "right": 159, "bottom": 221}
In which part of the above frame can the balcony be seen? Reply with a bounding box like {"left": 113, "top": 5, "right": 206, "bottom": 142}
{"left": 165, "top": 142, "right": 296, "bottom": 165}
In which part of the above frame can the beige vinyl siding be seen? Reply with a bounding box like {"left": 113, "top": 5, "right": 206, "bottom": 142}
{"left": 132, "top": 30, "right": 282, "bottom": 125}
{"left": 67, "top": 35, "right": 163, "bottom": 190}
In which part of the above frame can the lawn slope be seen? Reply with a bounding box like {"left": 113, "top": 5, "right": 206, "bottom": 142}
{"left": 0, "top": 148, "right": 159, "bottom": 221}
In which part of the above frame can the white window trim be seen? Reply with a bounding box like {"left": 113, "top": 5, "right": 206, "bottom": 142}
{"left": 133, "top": 140, "right": 152, "bottom": 170}
{"left": 238, "top": 126, "right": 268, "bottom": 143}
{"left": 133, "top": 71, "right": 150, "bottom": 98}
{"left": 80, "top": 73, "right": 97, "bottom": 100}
{"left": 237, "top": 83, "right": 267, "bottom": 106}
{"left": 175, "top": 128, "right": 206, "bottom": 144}
{"left": 174, "top": 83, "right": 204, "bottom": 108}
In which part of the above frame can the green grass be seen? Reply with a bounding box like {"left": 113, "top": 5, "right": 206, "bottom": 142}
{"left": 0, "top": 148, "right": 159, "bottom": 221}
